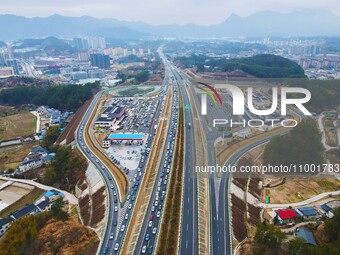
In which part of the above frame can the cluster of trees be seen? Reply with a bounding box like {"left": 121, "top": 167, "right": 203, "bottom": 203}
{"left": 41, "top": 126, "right": 60, "bottom": 152}
{"left": 254, "top": 207, "right": 340, "bottom": 255}
{"left": 117, "top": 54, "right": 144, "bottom": 64}
{"left": 0, "top": 82, "right": 99, "bottom": 111}
{"left": 175, "top": 54, "right": 305, "bottom": 78}
{"left": 43, "top": 146, "right": 87, "bottom": 192}
{"left": 286, "top": 79, "right": 340, "bottom": 113}
{"left": 116, "top": 70, "right": 150, "bottom": 84}
{"left": 263, "top": 119, "right": 324, "bottom": 173}
{"left": 0, "top": 199, "right": 68, "bottom": 255}
{"left": 135, "top": 70, "right": 150, "bottom": 83}
{"left": 14, "top": 37, "right": 76, "bottom": 57}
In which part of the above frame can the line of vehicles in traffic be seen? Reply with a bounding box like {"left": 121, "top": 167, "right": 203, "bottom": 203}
{"left": 140, "top": 83, "right": 179, "bottom": 254}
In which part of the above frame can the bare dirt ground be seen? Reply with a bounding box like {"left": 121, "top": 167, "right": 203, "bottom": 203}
{"left": 264, "top": 177, "right": 340, "bottom": 204}
{"left": 56, "top": 99, "right": 92, "bottom": 145}
{"left": 94, "top": 132, "right": 110, "bottom": 145}
{"left": 0, "top": 112, "right": 36, "bottom": 140}
{"left": 0, "top": 187, "right": 44, "bottom": 217}
{"left": 0, "top": 142, "right": 39, "bottom": 171}
{"left": 0, "top": 185, "right": 32, "bottom": 205}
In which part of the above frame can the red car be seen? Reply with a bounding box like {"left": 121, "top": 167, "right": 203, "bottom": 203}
{"left": 149, "top": 214, "right": 153, "bottom": 221}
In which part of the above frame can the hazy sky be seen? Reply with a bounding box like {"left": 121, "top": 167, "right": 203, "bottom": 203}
{"left": 0, "top": 0, "right": 339, "bottom": 25}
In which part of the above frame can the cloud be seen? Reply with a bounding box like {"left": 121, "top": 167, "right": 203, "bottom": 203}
{"left": 0, "top": 0, "right": 339, "bottom": 25}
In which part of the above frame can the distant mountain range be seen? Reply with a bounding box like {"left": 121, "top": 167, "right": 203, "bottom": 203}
{"left": 1, "top": 10, "right": 340, "bottom": 41}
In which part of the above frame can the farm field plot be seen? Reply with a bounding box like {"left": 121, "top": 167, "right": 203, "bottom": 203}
{"left": 0, "top": 142, "right": 39, "bottom": 171}
{"left": 0, "top": 112, "right": 36, "bottom": 140}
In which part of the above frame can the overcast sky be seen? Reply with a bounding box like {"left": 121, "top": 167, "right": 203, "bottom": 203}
{"left": 0, "top": 0, "right": 339, "bottom": 25}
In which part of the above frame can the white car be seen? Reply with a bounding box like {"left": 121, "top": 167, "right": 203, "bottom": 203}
{"left": 121, "top": 225, "right": 125, "bottom": 232}
{"left": 152, "top": 227, "right": 157, "bottom": 234}
{"left": 114, "top": 243, "right": 119, "bottom": 251}
{"left": 148, "top": 221, "right": 152, "bottom": 227}
{"left": 151, "top": 206, "right": 155, "bottom": 212}
{"left": 157, "top": 210, "right": 161, "bottom": 218}
{"left": 109, "top": 233, "right": 114, "bottom": 240}
{"left": 142, "top": 245, "right": 147, "bottom": 254}
{"left": 125, "top": 213, "right": 129, "bottom": 220}
{"left": 128, "top": 203, "right": 132, "bottom": 209}
{"left": 114, "top": 206, "right": 118, "bottom": 212}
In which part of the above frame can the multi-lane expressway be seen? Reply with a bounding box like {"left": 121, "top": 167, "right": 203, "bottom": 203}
{"left": 76, "top": 48, "right": 302, "bottom": 255}
{"left": 76, "top": 67, "right": 170, "bottom": 254}
{"left": 76, "top": 91, "right": 120, "bottom": 255}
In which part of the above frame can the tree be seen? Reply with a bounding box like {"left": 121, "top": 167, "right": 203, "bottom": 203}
{"left": 287, "top": 238, "right": 308, "bottom": 255}
{"left": 41, "top": 125, "right": 60, "bottom": 151}
{"left": 254, "top": 223, "right": 286, "bottom": 254}
{"left": 135, "top": 70, "right": 149, "bottom": 83}
{"left": 51, "top": 198, "right": 69, "bottom": 221}
{"left": 42, "top": 146, "right": 87, "bottom": 192}
{"left": 263, "top": 119, "right": 324, "bottom": 174}
{"left": 324, "top": 207, "right": 340, "bottom": 242}
{"left": 0, "top": 82, "right": 99, "bottom": 111}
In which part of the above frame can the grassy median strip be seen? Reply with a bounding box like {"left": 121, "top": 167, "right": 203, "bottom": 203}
{"left": 84, "top": 94, "right": 128, "bottom": 200}
{"left": 156, "top": 89, "right": 184, "bottom": 255}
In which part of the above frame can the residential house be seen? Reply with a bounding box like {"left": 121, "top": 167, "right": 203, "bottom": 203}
{"left": 36, "top": 200, "right": 52, "bottom": 212}
{"left": 0, "top": 217, "right": 12, "bottom": 237}
{"left": 296, "top": 228, "right": 317, "bottom": 246}
{"left": 275, "top": 209, "right": 299, "bottom": 225}
{"left": 297, "top": 207, "right": 319, "bottom": 220}
{"left": 9, "top": 204, "right": 39, "bottom": 220}
{"left": 44, "top": 189, "right": 64, "bottom": 202}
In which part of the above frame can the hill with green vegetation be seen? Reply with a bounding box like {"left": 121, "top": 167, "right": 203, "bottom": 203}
{"left": 0, "top": 200, "right": 98, "bottom": 255}
{"left": 176, "top": 54, "right": 305, "bottom": 78}
{"left": 13, "top": 36, "right": 76, "bottom": 56}
{"left": 0, "top": 82, "right": 99, "bottom": 111}
{"left": 221, "top": 54, "right": 305, "bottom": 78}
{"left": 263, "top": 119, "right": 324, "bottom": 170}
{"left": 287, "top": 78, "right": 340, "bottom": 113}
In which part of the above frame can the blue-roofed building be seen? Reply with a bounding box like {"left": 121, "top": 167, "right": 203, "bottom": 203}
{"left": 297, "top": 207, "right": 319, "bottom": 220}
{"left": 36, "top": 200, "right": 51, "bottom": 212}
{"left": 9, "top": 204, "right": 39, "bottom": 220}
{"left": 44, "top": 189, "right": 64, "bottom": 202}
{"left": 296, "top": 228, "right": 317, "bottom": 246}
{"left": 320, "top": 201, "right": 340, "bottom": 218}
{"left": 0, "top": 217, "right": 13, "bottom": 237}
{"left": 32, "top": 146, "right": 48, "bottom": 154}
{"left": 321, "top": 204, "right": 332, "bottom": 213}
{"left": 43, "top": 153, "right": 56, "bottom": 162}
